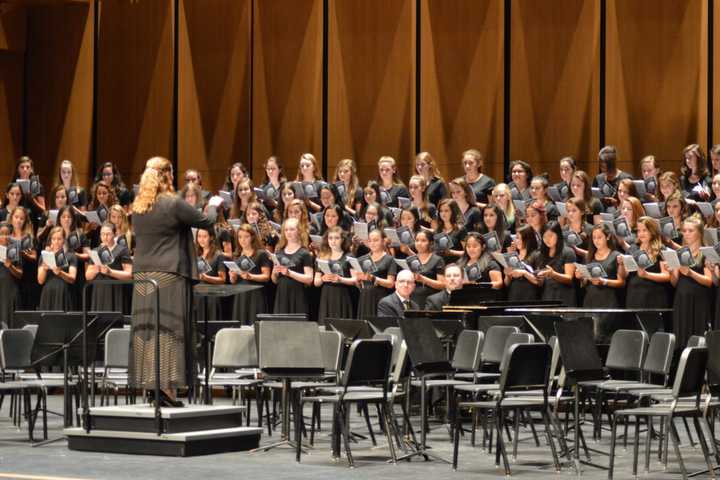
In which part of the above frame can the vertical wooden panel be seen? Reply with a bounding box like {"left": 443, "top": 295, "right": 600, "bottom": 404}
{"left": 178, "top": 0, "right": 251, "bottom": 192}
{"left": 25, "top": 3, "right": 94, "bottom": 189}
{"left": 252, "top": 0, "right": 323, "bottom": 181}
{"left": 0, "top": 6, "right": 26, "bottom": 188}
{"left": 328, "top": 0, "right": 416, "bottom": 183}
{"left": 510, "top": 0, "right": 600, "bottom": 182}
{"left": 606, "top": 0, "right": 707, "bottom": 175}
{"left": 97, "top": 0, "right": 174, "bottom": 186}
{"left": 420, "top": 0, "right": 504, "bottom": 182}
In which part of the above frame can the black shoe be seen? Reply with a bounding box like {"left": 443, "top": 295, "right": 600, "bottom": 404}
{"left": 159, "top": 391, "right": 184, "bottom": 408}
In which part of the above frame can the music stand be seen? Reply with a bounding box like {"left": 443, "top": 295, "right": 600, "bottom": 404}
{"left": 555, "top": 319, "right": 607, "bottom": 474}
{"left": 10, "top": 310, "right": 62, "bottom": 329}
{"left": 30, "top": 311, "right": 122, "bottom": 446}
{"left": 364, "top": 316, "right": 398, "bottom": 333}
{"left": 397, "top": 317, "right": 454, "bottom": 463}
{"left": 194, "top": 283, "right": 263, "bottom": 404}
{"left": 448, "top": 283, "right": 499, "bottom": 305}
{"left": 324, "top": 318, "right": 373, "bottom": 341}
{"left": 251, "top": 320, "right": 324, "bottom": 453}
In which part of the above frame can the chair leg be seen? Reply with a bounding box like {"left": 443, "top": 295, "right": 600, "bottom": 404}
{"left": 382, "top": 403, "right": 397, "bottom": 464}
{"left": 645, "top": 416, "right": 653, "bottom": 473}
{"left": 608, "top": 414, "right": 619, "bottom": 480}
{"left": 526, "top": 410, "right": 541, "bottom": 447}
{"left": 452, "top": 403, "right": 462, "bottom": 470}
{"left": 669, "top": 418, "right": 688, "bottom": 479}
{"left": 295, "top": 399, "right": 302, "bottom": 463}
{"left": 682, "top": 417, "right": 696, "bottom": 447}
{"left": 693, "top": 416, "right": 716, "bottom": 479}
{"left": 340, "top": 404, "right": 355, "bottom": 468}
{"left": 512, "top": 408, "right": 520, "bottom": 460}
{"left": 361, "top": 403, "right": 377, "bottom": 446}
{"left": 496, "top": 409, "right": 511, "bottom": 476}
{"left": 633, "top": 416, "right": 640, "bottom": 476}
{"left": 542, "top": 408, "right": 560, "bottom": 472}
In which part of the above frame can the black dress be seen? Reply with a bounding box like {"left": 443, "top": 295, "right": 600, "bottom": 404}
{"left": 583, "top": 251, "right": 621, "bottom": 341}
{"left": 539, "top": 246, "right": 577, "bottom": 306}
{"left": 67, "top": 230, "right": 91, "bottom": 311}
{"left": 426, "top": 177, "right": 447, "bottom": 206}
{"left": 461, "top": 256, "right": 504, "bottom": 301}
{"left": 438, "top": 227, "right": 467, "bottom": 265}
{"left": 410, "top": 254, "right": 445, "bottom": 309}
{"left": 380, "top": 184, "right": 411, "bottom": 208}
{"left": 17, "top": 236, "right": 39, "bottom": 310}
{"left": 195, "top": 253, "right": 227, "bottom": 322}
{"left": 673, "top": 257, "right": 713, "bottom": 348}
{"left": 460, "top": 206, "right": 483, "bottom": 231}
{"left": 273, "top": 247, "right": 314, "bottom": 315}
{"left": 90, "top": 244, "right": 132, "bottom": 313}
{"left": 357, "top": 254, "right": 397, "bottom": 319}
{"left": 467, "top": 175, "right": 496, "bottom": 204}
{"left": 506, "top": 251, "right": 541, "bottom": 302}
{"left": 38, "top": 250, "right": 77, "bottom": 311}
{"left": 317, "top": 254, "right": 355, "bottom": 323}
{"left": 625, "top": 258, "right": 671, "bottom": 309}
{"left": 0, "top": 260, "right": 21, "bottom": 325}
{"left": 231, "top": 250, "right": 272, "bottom": 325}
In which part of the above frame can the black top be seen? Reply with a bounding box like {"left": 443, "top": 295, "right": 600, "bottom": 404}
{"left": 276, "top": 247, "right": 314, "bottom": 274}
{"left": 379, "top": 184, "right": 411, "bottom": 208}
{"left": 426, "top": 177, "right": 447, "bottom": 206}
{"left": 467, "top": 175, "right": 496, "bottom": 204}
{"left": 132, "top": 195, "right": 217, "bottom": 280}
{"left": 460, "top": 206, "right": 483, "bottom": 231}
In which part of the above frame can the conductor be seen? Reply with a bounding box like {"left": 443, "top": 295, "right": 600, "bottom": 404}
{"left": 128, "top": 157, "right": 221, "bottom": 407}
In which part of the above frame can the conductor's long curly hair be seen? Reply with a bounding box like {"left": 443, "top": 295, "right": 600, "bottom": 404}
{"left": 132, "top": 157, "right": 175, "bottom": 215}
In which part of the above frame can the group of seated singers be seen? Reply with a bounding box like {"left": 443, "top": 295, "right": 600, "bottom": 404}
{"left": 4, "top": 144, "right": 720, "bottom": 348}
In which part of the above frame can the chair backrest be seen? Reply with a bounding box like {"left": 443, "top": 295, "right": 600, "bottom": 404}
{"left": 705, "top": 331, "right": 720, "bottom": 394}
{"left": 499, "top": 343, "right": 552, "bottom": 393}
{"left": 342, "top": 339, "right": 393, "bottom": 389}
{"left": 451, "top": 330, "right": 484, "bottom": 372}
{"left": 687, "top": 335, "right": 706, "bottom": 348}
{"left": 547, "top": 336, "right": 562, "bottom": 377}
{"left": 212, "top": 328, "right": 257, "bottom": 369}
{"left": 104, "top": 328, "right": 130, "bottom": 369}
{"left": 642, "top": 332, "right": 675, "bottom": 377}
{"left": 498, "top": 332, "right": 534, "bottom": 372}
{"left": 22, "top": 324, "right": 39, "bottom": 339}
{"left": 671, "top": 347, "right": 708, "bottom": 401}
{"left": 481, "top": 325, "right": 521, "bottom": 365}
{"left": 389, "top": 340, "right": 409, "bottom": 386}
{"left": 383, "top": 326, "right": 404, "bottom": 344}
{"left": 605, "top": 329, "right": 648, "bottom": 372}
{"left": 319, "top": 329, "right": 342, "bottom": 373}
{"left": 0, "top": 329, "right": 34, "bottom": 371}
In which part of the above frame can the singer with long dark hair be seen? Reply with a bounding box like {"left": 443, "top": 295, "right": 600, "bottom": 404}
{"left": 129, "top": 157, "right": 219, "bottom": 407}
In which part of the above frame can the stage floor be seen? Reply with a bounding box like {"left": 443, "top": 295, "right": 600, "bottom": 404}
{"left": 0, "top": 394, "right": 712, "bottom": 479}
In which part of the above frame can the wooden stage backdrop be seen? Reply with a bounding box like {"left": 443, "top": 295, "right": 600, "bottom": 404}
{"left": 0, "top": 0, "right": 715, "bottom": 190}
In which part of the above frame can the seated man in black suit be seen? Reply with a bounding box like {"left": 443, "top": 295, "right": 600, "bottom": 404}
{"left": 377, "top": 269, "right": 419, "bottom": 317}
{"left": 426, "top": 264, "right": 463, "bottom": 311}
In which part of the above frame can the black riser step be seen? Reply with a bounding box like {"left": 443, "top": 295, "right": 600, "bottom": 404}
{"left": 89, "top": 412, "right": 244, "bottom": 433}
{"left": 66, "top": 429, "right": 261, "bottom": 457}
